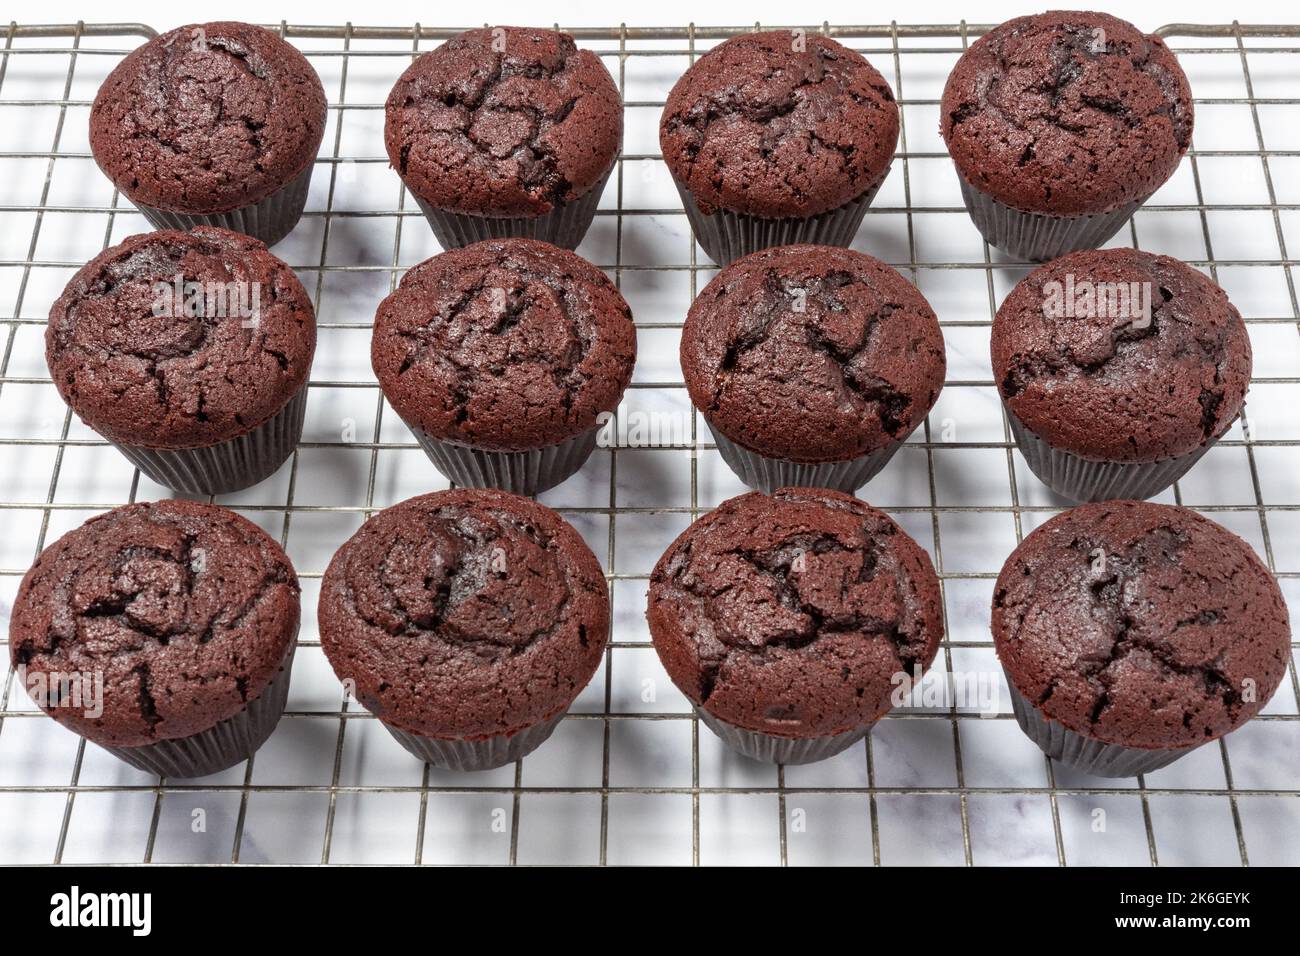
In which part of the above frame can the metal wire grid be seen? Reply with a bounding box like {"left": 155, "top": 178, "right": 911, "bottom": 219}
{"left": 0, "top": 20, "right": 1295, "bottom": 866}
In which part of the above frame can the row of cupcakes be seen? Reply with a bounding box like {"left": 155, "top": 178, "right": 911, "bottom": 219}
{"left": 9, "top": 489, "right": 1290, "bottom": 779}
{"left": 88, "top": 13, "right": 1193, "bottom": 265}
{"left": 46, "top": 227, "right": 1251, "bottom": 507}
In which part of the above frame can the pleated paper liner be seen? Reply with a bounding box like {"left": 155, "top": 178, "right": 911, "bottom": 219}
{"left": 1005, "top": 678, "right": 1202, "bottom": 778}
{"left": 412, "top": 170, "right": 611, "bottom": 251}
{"left": 131, "top": 160, "right": 316, "bottom": 248}
{"left": 673, "top": 169, "right": 889, "bottom": 266}
{"left": 956, "top": 171, "right": 1145, "bottom": 262}
{"left": 405, "top": 420, "right": 600, "bottom": 497}
{"left": 382, "top": 710, "right": 568, "bottom": 772}
{"left": 101, "top": 643, "right": 296, "bottom": 779}
{"left": 1006, "top": 405, "right": 1225, "bottom": 502}
{"left": 112, "top": 385, "right": 308, "bottom": 496}
{"left": 707, "top": 420, "right": 902, "bottom": 495}
{"left": 695, "top": 707, "right": 870, "bottom": 765}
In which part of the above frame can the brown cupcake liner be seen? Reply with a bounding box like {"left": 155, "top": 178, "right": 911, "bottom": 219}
{"left": 1006, "top": 405, "right": 1221, "bottom": 502}
{"left": 381, "top": 709, "right": 567, "bottom": 772}
{"left": 111, "top": 384, "right": 308, "bottom": 495}
{"left": 100, "top": 643, "right": 296, "bottom": 779}
{"left": 707, "top": 420, "right": 902, "bottom": 495}
{"left": 956, "top": 171, "right": 1145, "bottom": 262}
{"left": 673, "top": 170, "right": 888, "bottom": 266}
{"left": 130, "top": 160, "right": 316, "bottom": 248}
{"left": 412, "top": 170, "right": 611, "bottom": 252}
{"left": 696, "top": 706, "right": 869, "bottom": 765}
{"left": 405, "top": 419, "right": 599, "bottom": 496}
{"left": 1005, "top": 677, "right": 1201, "bottom": 777}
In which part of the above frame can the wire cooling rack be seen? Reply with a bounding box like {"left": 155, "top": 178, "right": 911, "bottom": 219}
{"left": 0, "top": 20, "right": 1297, "bottom": 867}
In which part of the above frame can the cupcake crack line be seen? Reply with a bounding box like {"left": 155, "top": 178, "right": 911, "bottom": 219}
{"left": 941, "top": 13, "right": 1193, "bottom": 214}
{"left": 663, "top": 41, "right": 894, "bottom": 180}
{"left": 387, "top": 28, "right": 618, "bottom": 216}
{"left": 694, "top": 257, "right": 939, "bottom": 454}
{"left": 390, "top": 266, "right": 597, "bottom": 427}
{"left": 994, "top": 505, "right": 1288, "bottom": 747}
{"left": 338, "top": 507, "right": 578, "bottom": 657}
{"left": 18, "top": 552, "right": 292, "bottom": 671}
{"left": 653, "top": 523, "right": 927, "bottom": 695}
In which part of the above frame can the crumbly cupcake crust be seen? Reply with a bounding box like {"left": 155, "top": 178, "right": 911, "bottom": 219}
{"left": 8, "top": 499, "right": 300, "bottom": 748}
{"left": 681, "top": 244, "right": 945, "bottom": 462}
{"left": 385, "top": 26, "right": 622, "bottom": 218}
{"left": 647, "top": 487, "right": 944, "bottom": 738}
{"left": 90, "top": 21, "right": 326, "bottom": 214}
{"left": 46, "top": 227, "right": 316, "bottom": 449}
{"left": 941, "top": 11, "right": 1193, "bottom": 215}
{"left": 993, "top": 500, "right": 1290, "bottom": 749}
{"left": 660, "top": 31, "right": 899, "bottom": 218}
{"left": 992, "top": 248, "right": 1250, "bottom": 462}
{"left": 372, "top": 238, "right": 635, "bottom": 451}
{"left": 318, "top": 489, "right": 610, "bottom": 740}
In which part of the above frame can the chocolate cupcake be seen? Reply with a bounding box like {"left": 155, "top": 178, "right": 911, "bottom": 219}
{"left": 993, "top": 248, "right": 1250, "bottom": 502}
{"left": 47, "top": 227, "right": 317, "bottom": 495}
{"left": 372, "top": 238, "right": 635, "bottom": 495}
{"left": 385, "top": 26, "right": 621, "bottom": 250}
{"left": 318, "top": 489, "right": 609, "bottom": 771}
{"left": 8, "top": 500, "right": 300, "bottom": 778}
{"left": 647, "top": 488, "right": 944, "bottom": 764}
{"left": 90, "top": 22, "right": 326, "bottom": 246}
{"left": 940, "top": 11, "right": 1193, "bottom": 261}
{"left": 992, "top": 501, "right": 1290, "bottom": 777}
{"left": 660, "top": 31, "right": 899, "bottom": 265}
{"left": 681, "top": 244, "right": 945, "bottom": 493}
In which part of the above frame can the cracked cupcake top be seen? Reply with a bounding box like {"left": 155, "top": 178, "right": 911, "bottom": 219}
{"left": 992, "top": 501, "right": 1290, "bottom": 749}
{"left": 660, "top": 32, "right": 899, "bottom": 218}
{"left": 647, "top": 488, "right": 944, "bottom": 738}
{"left": 372, "top": 239, "right": 636, "bottom": 450}
{"left": 47, "top": 227, "right": 316, "bottom": 449}
{"left": 90, "top": 21, "right": 326, "bottom": 214}
{"left": 992, "top": 248, "right": 1250, "bottom": 462}
{"left": 385, "top": 26, "right": 622, "bottom": 217}
{"left": 8, "top": 500, "right": 300, "bottom": 748}
{"left": 940, "top": 11, "right": 1193, "bottom": 215}
{"left": 318, "top": 489, "right": 609, "bottom": 739}
{"left": 681, "top": 245, "right": 945, "bottom": 462}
